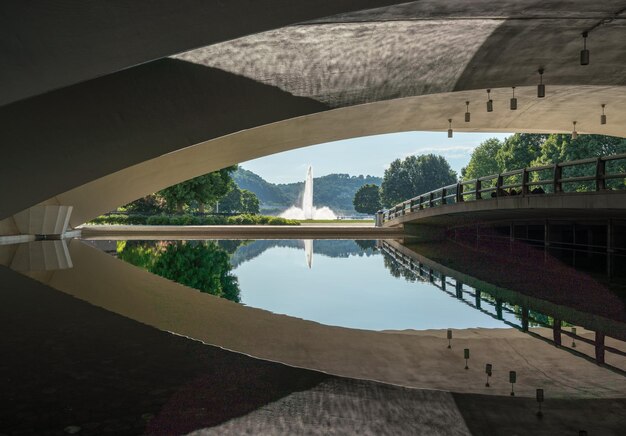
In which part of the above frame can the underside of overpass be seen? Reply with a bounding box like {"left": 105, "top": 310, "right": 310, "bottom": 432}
{"left": 2, "top": 3, "right": 626, "bottom": 435}
{"left": 1, "top": 1, "right": 626, "bottom": 235}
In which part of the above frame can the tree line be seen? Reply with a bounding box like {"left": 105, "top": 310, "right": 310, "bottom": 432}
{"left": 353, "top": 133, "right": 626, "bottom": 214}
{"left": 123, "top": 165, "right": 260, "bottom": 215}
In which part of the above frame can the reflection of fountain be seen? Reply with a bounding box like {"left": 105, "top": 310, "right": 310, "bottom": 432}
{"left": 304, "top": 239, "right": 313, "bottom": 268}
{"left": 280, "top": 166, "right": 337, "bottom": 220}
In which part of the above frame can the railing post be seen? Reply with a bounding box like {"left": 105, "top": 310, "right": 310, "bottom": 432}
{"left": 496, "top": 174, "right": 503, "bottom": 197}
{"left": 596, "top": 158, "right": 606, "bottom": 191}
{"left": 595, "top": 332, "right": 605, "bottom": 364}
{"left": 476, "top": 179, "right": 482, "bottom": 200}
{"left": 419, "top": 195, "right": 424, "bottom": 210}
{"left": 457, "top": 182, "right": 464, "bottom": 202}
{"left": 441, "top": 188, "right": 447, "bottom": 205}
{"left": 553, "top": 164, "right": 562, "bottom": 193}
{"left": 522, "top": 168, "right": 529, "bottom": 195}
{"left": 429, "top": 192, "right": 434, "bottom": 207}
{"left": 553, "top": 319, "right": 562, "bottom": 346}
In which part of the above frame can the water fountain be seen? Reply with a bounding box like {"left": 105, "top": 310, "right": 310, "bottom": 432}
{"left": 280, "top": 166, "right": 337, "bottom": 220}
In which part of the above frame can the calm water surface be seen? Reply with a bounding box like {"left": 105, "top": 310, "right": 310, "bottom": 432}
{"left": 108, "top": 239, "right": 532, "bottom": 331}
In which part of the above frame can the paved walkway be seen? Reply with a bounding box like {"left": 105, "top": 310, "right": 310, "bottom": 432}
{"left": 80, "top": 224, "right": 399, "bottom": 240}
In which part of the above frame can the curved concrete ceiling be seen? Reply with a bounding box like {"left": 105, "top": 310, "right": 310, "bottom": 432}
{"left": 1, "top": 0, "right": 625, "bottom": 230}
{"left": 14, "top": 85, "right": 625, "bottom": 231}
{"left": 0, "top": 0, "right": 405, "bottom": 106}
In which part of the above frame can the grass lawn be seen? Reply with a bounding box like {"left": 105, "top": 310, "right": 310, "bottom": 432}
{"left": 299, "top": 219, "right": 374, "bottom": 224}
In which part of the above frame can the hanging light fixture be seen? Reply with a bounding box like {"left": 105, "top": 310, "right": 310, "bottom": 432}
{"left": 572, "top": 121, "right": 578, "bottom": 139}
{"left": 537, "top": 68, "right": 545, "bottom": 98}
{"left": 601, "top": 104, "right": 607, "bottom": 125}
{"left": 510, "top": 87, "right": 517, "bottom": 110}
{"left": 448, "top": 119, "right": 453, "bottom": 138}
{"left": 580, "top": 31, "right": 589, "bottom": 65}
{"left": 465, "top": 101, "right": 471, "bottom": 122}
{"left": 486, "top": 89, "right": 493, "bottom": 112}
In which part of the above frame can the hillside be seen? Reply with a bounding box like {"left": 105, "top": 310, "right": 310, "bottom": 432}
{"left": 233, "top": 168, "right": 288, "bottom": 205}
{"left": 233, "top": 168, "right": 382, "bottom": 215}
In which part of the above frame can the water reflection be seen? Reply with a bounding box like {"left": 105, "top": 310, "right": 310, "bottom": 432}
{"left": 1, "top": 237, "right": 625, "bottom": 400}
{"left": 7, "top": 239, "right": 73, "bottom": 271}
{"left": 381, "top": 240, "right": 626, "bottom": 374}
{"left": 117, "top": 240, "right": 240, "bottom": 302}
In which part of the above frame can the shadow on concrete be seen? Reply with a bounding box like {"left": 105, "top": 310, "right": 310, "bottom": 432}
{"left": 0, "top": 266, "right": 329, "bottom": 434}
{"left": 0, "top": 59, "right": 329, "bottom": 220}
{"left": 454, "top": 393, "right": 626, "bottom": 436}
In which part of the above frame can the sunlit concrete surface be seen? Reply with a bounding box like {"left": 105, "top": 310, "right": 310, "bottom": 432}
{"left": 0, "top": 0, "right": 403, "bottom": 106}
{"left": 187, "top": 379, "right": 470, "bottom": 436}
{"left": 2, "top": 239, "right": 624, "bottom": 399}
{"left": 1, "top": 1, "right": 625, "bottom": 230}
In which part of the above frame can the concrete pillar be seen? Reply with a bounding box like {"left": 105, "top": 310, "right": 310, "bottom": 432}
{"left": 13, "top": 205, "right": 73, "bottom": 236}
{"left": 375, "top": 211, "right": 384, "bottom": 227}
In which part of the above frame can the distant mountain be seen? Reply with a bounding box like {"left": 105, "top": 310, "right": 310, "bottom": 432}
{"left": 223, "top": 240, "right": 379, "bottom": 267}
{"left": 233, "top": 168, "right": 382, "bottom": 215}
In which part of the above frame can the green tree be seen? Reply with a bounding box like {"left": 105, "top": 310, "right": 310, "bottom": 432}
{"left": 533, "top": 134, "right": 626, "bottom": 164}
{"left": 381, "top": 154, "right": 457, "bottom": 207}
{"left": 461, "top": 137, "right": 503, "bottom": 180}
{"left": 219, "top": 187, "right": 242, "bottom": 213}
{"left": 353, "top": 184, "right": 382, "bottom": 214}
{"left": 158, "top": 166, "right": 237, "bottom": 213}
{"left": 532, "top": 134, "right": 626, "bottom": 191}
{"left": 219, "top": 187, "right": 260, "bottom": 214}
{"left": 495, "top": 134, "right": 547, "bottom": 172}
{"left": 240, "top": 189, "right": 260, "bottom": 214}
{"left": 120, "top": 194, "right": 164, "bottom": 214}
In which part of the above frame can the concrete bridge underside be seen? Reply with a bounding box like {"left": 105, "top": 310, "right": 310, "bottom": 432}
{"left": 384, "top": 191, "right": 626, "bottom": 230}
{"left": 1, "top": 1, "right": 626, "bottom": 234}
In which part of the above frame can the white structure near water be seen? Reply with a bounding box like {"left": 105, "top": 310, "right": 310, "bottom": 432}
{"left": 280, "top": 166, "right": 337, "bottom": 220}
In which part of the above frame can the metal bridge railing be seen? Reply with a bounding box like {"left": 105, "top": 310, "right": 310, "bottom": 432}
{"left": 378, "top": 153, "right": 626, "bottom": 225}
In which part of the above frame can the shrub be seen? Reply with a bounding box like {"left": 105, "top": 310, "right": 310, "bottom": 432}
{"left": 89, "top": 214, "right": 299, "bottom": 226}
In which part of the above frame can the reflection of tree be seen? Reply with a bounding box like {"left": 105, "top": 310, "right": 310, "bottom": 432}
{"left": 228, "top": 240, "right": 379, "bottom": 267}
{"left": 382, "top": 253, "right": 418, "bottom": 283}
{"left": 355, "top": 240, "right": 377, "bottom": 252}
{"left": 118, "top": 241, "right": 240, "bottom": 302}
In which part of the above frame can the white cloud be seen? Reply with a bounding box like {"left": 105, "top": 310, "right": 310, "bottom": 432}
{"left": 404, "top": 145, "right": 476, "bottom": 160}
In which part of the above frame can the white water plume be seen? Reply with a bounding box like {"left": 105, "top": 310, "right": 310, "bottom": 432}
{"left": 280, "top": 166, "right": 337, "bottom": 220}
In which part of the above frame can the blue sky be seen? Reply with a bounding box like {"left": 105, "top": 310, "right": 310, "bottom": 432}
{"left": 241, "top": 131, "right": 512, "bottom": 184}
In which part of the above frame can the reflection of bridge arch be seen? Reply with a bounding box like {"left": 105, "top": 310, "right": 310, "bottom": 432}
{"left": 381, "top": 240, "right": 626, "bottom": 374}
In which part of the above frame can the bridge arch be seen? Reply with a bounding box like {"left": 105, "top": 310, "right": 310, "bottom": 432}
{"left": 1, "top": 84, "right": 622, "bottom": 233}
